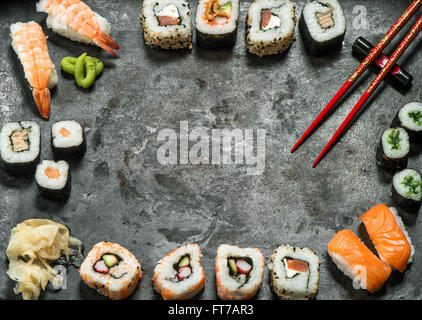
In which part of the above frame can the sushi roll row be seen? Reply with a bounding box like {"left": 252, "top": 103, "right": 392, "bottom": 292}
{"left": 328, "top": 204, "right": 414, "bottom": 293}
{"left": 375, "top": 101, "right": 422, "bottom": 213}
{"left": 152, "top": 243, "right": 319, "bottom": 300}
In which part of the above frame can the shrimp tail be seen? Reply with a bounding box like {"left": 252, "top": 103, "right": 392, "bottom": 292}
{"left": 32, "top": 88, "right": 51, "bottom": 119}
{"left": 93, "top": 38, "right": 117, "bottom": 56}
{"left": 98, "top": 30, "right": 120, "bottom": 50}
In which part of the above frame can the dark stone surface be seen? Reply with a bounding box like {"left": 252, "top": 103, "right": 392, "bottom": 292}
{"left": 0, "top": 0, "right": 421, "bottom": 300}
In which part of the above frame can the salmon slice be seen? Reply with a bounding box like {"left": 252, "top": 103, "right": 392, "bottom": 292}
{"left": 260, "top": 9, "right": 272, "bottom": 29}
{"left": 360, "top": 204, "right": 412, "bottom": 273}
{"left": 157, "top": 16, "right": 179, "bottom": 26}
{"left": 328, "top": 229, "right": 391, "bottom": 293}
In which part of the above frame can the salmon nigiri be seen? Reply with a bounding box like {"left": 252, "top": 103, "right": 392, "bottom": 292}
{"left": 10, "top": 22, "right": 58, "bottom": 119}
{"left": 36, "top": 0, "right": 120, "bottom": 55}
{"left": 360, "top": 204, "right": 414, "bottom": 273}
{"left": 328, "top": 229, "right": 392, "bottom": 293}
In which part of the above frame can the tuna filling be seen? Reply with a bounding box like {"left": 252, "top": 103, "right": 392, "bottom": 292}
{"left": 156, "top": 4, "right": 180, "bottom": 26}
{"left": 316, "top": 6, "right": 334, "bottom": 29}
{"left": 10, "top": 128, "right": 31, "bottom": 152}
{"left": 260, "top": 9, "right": 281, "bottom": 30}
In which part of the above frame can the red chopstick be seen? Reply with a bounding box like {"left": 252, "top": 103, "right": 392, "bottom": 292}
{"left": 313, "top": 14, "right": 422, "bottom": 168}
{"left": 291, "top": 0, "right": 422, "bottom": 153}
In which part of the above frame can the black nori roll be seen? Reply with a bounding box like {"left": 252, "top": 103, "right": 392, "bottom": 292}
{"left": 392, "top": 168, "right": 422, "bottom": 213}
{"left": 35, "top": 160, "right": 71, "bottom": 201}
{"left": 376, "top": 128, "right": 409, "bottom": 174}
{"left": 196, "top": 29, "right": 237, "bottom": 48}
{"left": 391, "top": 102, "right": 422, "bottom": 144}
{"left": 51, "top": 120, "right": 86, "bottom": 160}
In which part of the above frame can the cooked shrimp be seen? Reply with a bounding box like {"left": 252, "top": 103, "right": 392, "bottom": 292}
{"left": 37, "top": 0, "right": 120, "bottom": 55}
{"left": 10, "top": 22, "right": 58, "bottom": 119}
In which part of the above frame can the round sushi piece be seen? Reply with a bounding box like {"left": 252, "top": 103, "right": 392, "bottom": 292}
{"left": 268, "top": 245, "right": 319, "bottom": 300}
{"left": 153, "top": 243, "right": 205, "bottom": 300}
{"left": 79, "top": 242, "right": 142, "bottom": 300}
{"left": 52, "top": 120, "right": 86, "bottom": 159}
{"left": 35, "top": 160, "right": 70, "bottom": 200}
{"left": 391, "top": 102, "right": 422, "bottom": 143}
{"left": 141, "top": 0, "right": 193, "bottom": 50}
{"left": 376, "top": 127, "right": 409, "bottom": 173}
{"left": 215, "top": 244, "right": 264, "bottom": 300}
{"left": 247, "top": 0, "right": 296, "bottom": 57}
{"left": 0, "top": 121, "right": 40, "bottom": 175}
{"left": 299, "top": 0, "right": 346, "bottom": 56}
{"left": 392, "top": 168, "right": 422, "bottom": 213}
{"left": 195, "top": 0, "right": 239, "bottom": 48}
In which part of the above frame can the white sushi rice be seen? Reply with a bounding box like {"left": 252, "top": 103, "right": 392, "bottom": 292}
{"left": 393, "top": 169, "right": 422, "bottom": 201}
{"left": 327, "top": 251, "right": 367, "bottom": 291}
{"left": 52, "top": 120, "right": 83, "bottom": 149}
{"left": 0, "top": 121, "right": 40, "bottom": 164}
{"left": 36, "top": 0, "right": 111, "bottom": 45}
{"left": 398, "top": 102, "right": 422, "bottom": 132}
{"left": 268, "top": 245, "right": 319, "bottom": 299}
{"left": 195, "top": 0, "right": 239, "bottom": 35}
{"left": 10, "top": 21, "right": 58, "bottom": 89}
{"left": 381, "top": 127, "right": 410, "bottom": 159}
{"left": 302, "top": 0, "right": 345, "bottom": 43}
{"left": 35, "top": 160, "right": 69, "bottom": 190}
{"left": 215, "top": 244, "right": 264, "bottom": 300}
{"left": 247, "top": 0, "right": 296, "bottom": 56}
{"left": 153, "top": 243, "right": 205, "bottom": 300}
{"left": 141, "top": 0, "right": 193, "bottom": 49}
{"left": 388, "top": 207, "right": 415, "bottom": 265}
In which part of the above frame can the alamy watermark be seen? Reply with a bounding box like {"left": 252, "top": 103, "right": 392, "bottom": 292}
{"left": 157, "top": 121, "right": 266, "bottom": 175}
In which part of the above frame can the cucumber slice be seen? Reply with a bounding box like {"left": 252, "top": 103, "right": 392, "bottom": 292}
{"left": 228, "top": 258, "right": 237, "bottom": 276}
{"left": 178, "top": 256, "right": 190, "bottom": 268}
{"left": 102, "top": 254, "right": 118, "bottom": 268}
{"left": 219, "top": 2, "right": 232, "bottom": 14}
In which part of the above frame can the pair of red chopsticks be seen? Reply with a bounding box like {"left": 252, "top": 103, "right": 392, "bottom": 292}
{"left": 291, "top": 0, "right": 422, "bottom": 168}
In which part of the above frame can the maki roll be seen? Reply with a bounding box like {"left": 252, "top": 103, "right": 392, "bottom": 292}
{"left": 215, "top": 244, "right": 264, "bottom": 300}
{"left": 392, "top": 168, "right": 422, "bottom": 213}
{"left": 153, "top": 243, "right": 205, "bottom": 300}
{"left": 246, "top": 0, "right": 296, "bottom": 57}
{"left": 376, "top": 127, "right": 409, "bottom": 173}
{"left": 141, "top": 0, "right": 193, "bottom": 50}
{"left": 52, "top": 120, "right": 86, "bottom": 159}
{"left": 0, "top": 121, "right": 40, "bottom": 175}
{"left": 195, "top": 0, "right": 239, "bottom": 48}
{"left": 391, "top": 102, "right": 422, "bottom": 143}
{"left": 268, "top": 245, "right": 319, "bottom": 300}
{"left": 35, "top": 160, "right": 70, "bottom": 200}
{"left": 299, "top": 0, "right": 346, "bottom": 56}
{"left": 79, "top": 242, "right": 142, "bottom": 300}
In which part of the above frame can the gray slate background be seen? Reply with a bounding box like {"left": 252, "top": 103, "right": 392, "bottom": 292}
{"left": 0, "top": 0, "right": 421, "bottom": 300}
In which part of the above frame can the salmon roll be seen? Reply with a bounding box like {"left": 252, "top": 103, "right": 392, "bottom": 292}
{"left": 0, "top": 121, "right": 40, "bottom": 175}
{"left": 195, "top": 0, "right": 239, "bottom": 48}
{"left": 268, "top": 245, "right": 320, "bottom": 300}
{"left": 246, "top": 0, "right": 296, "bottom": 57}
{"left": 391, "top": 102, "right": 422, "bottom": 144}
{"left": 376, "top": 127, "right": 410, "bottom": 174}
{"left": 52, "top": 120, "right": 86, "bottom": 159}
{"left": 299, "top": 0, "right": 346, "bottom": 56}
{"left": 35, "top": 160, "right": 70, "bottom": 200}
{"left": 328, "top": 229, "right": 392, "bottom": 293}
{"left": 215, "top": 244, "right": 264, "bottom": 300}
{"left": 360, "top": 204, "right": 414, "bottom": 273}
{"left": 141, "top": 0, "right": 193, "bottom": 50}
{"left": 392, "top": 168, "right": 422, "bottom": 213}
{"left": 79, "top": 242, "right": 142, "bottom": 300}
{"left": 153, "top": 243, "right": 205, "bottom": 300}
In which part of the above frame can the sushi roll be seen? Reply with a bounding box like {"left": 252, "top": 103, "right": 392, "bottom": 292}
{"left": 391, "top": 102, "right": 422, "bottom": 143}
{"left": 141, "top": 0, "right": 193, "bottom": 50}
{"left": 376, "top": 127, "right": 409, "bottom": 173}
{"left": 268, "top": 245, "right": 319, "bottom": 300}
{"left": 360, "top": 204, "right": 414, "bottom": 272}
{"left": 195, "top": 0, "right": 239, "bottom": 48}
{"left": 246, "top": 0, "right": 296, "bottom": 57}
{"left": 215, "top": 244, "right": 264, "bottom": 300}
{"left": 328, "top": 229, "right": 392, "bottom": 293}
{"left": 52, "top": 120, "right": 86, "bottom": 159}
{"left": 153, "top": 243, "right": 205, "bottom": 300}
{"left": 0, "top": 121, "right": 40, "bottom": 175}
{"left": 79, "top": 242, "right": 142, "bottom": 300}
{"left": 392, "top": 168, "right": 422, "bottom": 213}
{"left": 35, "top": 160, "right": 70, "bottom": 200}
{"left": 299, "top": 0, "right": 346, "bottom": 56}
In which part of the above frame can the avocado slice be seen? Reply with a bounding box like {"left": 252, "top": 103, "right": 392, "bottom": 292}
{"left": 228, "top": 258, "right": 237, "bottom": 276}
{"left": 178, "top": 256, "right": 190, "bottom": 269}
{"left": 102, "top": 254, "right": 118, "bottom": 268}
{"left": 219, "top": 2, "right": 232, "bottom": 14}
